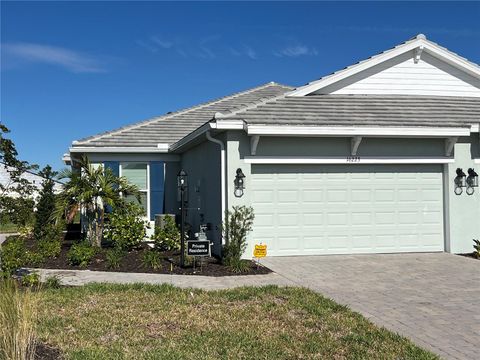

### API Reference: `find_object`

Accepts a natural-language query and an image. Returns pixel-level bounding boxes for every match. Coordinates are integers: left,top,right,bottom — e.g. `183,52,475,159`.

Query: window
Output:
120,163,149,217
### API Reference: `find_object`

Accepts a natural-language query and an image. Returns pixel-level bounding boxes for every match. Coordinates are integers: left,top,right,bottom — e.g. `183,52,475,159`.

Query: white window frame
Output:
119,162,150,220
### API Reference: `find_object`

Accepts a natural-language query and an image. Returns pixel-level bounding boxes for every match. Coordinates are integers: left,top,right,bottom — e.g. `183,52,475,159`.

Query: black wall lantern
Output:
177,169,188,190
234,168,245,197
454,168,466,195
466,168,478,195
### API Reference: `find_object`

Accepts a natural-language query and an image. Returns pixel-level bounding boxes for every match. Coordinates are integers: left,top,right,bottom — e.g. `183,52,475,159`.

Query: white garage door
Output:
251,164,444,256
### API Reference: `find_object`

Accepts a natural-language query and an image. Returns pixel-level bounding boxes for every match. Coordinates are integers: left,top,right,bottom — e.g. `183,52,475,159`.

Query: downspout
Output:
205,131,226,244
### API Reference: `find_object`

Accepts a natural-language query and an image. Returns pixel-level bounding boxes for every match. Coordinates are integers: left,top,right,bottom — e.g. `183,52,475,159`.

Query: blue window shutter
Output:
103,161,119,213
103,161,120,177
149,161,165,221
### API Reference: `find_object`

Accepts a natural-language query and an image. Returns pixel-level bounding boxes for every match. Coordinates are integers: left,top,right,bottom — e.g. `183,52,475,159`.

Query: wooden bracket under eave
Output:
250,135,260,156
351,136,363,156
445,137,458,157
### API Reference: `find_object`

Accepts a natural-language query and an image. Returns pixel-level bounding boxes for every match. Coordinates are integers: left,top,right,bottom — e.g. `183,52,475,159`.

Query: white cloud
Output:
136,40,158,53
275,43,318,58
229,45,257,60
151,36,173,49
3,42,106,73
244,45,257,60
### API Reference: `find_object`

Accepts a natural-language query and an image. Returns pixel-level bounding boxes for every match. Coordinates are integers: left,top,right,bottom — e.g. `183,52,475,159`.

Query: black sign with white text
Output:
187,240,210,256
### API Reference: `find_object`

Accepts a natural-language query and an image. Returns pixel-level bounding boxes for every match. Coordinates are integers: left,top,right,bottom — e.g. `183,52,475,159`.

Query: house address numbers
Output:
346,156,361,163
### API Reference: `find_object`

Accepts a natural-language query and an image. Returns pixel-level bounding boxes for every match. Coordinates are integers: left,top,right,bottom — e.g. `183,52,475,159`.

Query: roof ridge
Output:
214,82,296,120
74,81,293,145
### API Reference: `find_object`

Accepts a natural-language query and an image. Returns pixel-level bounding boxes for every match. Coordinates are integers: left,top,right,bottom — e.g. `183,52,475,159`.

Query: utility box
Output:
154,214,176,229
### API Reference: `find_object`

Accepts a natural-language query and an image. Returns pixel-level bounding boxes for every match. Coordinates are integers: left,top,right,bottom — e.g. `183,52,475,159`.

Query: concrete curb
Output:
28,268,296,290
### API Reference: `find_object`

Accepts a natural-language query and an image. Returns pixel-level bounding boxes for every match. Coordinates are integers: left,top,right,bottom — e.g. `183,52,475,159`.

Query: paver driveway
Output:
262,253,479,360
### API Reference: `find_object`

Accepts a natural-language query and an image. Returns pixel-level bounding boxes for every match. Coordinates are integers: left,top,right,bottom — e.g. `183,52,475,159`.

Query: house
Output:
0,163,64,201
64,34,480,258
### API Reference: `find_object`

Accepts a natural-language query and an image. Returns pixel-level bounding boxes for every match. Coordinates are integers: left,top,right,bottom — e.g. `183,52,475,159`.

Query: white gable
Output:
313,51,480,97
289,35,480,97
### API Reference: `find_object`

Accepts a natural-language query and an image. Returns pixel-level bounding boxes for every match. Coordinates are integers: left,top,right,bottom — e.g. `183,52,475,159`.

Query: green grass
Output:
35,284,438,360
0,222,18,233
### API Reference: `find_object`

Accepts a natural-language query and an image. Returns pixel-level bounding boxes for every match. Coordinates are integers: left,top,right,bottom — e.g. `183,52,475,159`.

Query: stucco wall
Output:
180,137,223,255
446,135,480,253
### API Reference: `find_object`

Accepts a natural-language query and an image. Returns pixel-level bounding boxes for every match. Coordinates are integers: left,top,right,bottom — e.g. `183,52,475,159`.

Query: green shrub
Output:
21,273,40,288
222,206,255,269
151,216,181,251
0,237,28,275
104,203,147,251
44,275,61,289
474,239,480,258
38,238,62,259
26,251,45,267
17,225,34,241
105,248,125,269
226,258,251,273
67,242,96,267
142,251,162,270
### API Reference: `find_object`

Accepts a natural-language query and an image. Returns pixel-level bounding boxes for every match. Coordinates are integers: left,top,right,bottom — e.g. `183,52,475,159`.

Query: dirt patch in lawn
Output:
34,341,64,360
24,238,271,277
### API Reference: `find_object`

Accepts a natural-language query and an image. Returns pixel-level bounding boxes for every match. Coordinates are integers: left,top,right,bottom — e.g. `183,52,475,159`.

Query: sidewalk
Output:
0,233,17,245
32,268,295,290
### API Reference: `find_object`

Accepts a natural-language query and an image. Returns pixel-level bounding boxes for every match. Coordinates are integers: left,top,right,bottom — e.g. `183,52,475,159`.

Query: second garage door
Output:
251,164,444,256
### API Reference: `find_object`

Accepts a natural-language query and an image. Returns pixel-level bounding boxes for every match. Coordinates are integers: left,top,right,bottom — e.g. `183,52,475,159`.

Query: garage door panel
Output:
251,164,444,256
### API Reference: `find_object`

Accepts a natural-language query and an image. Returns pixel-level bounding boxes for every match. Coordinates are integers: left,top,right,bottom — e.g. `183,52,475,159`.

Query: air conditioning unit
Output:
154,214,176,229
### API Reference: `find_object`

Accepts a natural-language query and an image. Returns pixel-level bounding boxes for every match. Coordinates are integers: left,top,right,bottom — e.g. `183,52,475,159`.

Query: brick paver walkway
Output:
262,253,480,360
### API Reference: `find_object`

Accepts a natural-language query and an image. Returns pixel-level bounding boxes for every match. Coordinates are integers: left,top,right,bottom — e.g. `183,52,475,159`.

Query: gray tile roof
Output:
73,82,293,148
224,95,480,128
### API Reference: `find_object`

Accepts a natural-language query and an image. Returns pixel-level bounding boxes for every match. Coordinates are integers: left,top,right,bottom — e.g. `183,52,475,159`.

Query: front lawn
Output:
35,284,438,359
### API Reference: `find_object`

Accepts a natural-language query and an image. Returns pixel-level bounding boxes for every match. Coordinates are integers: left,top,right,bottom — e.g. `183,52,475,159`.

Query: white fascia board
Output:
422,44,480,79
170,120,246,152
70,147,169,153
244,156,455,165
246,125,471,137
289,39,424,97
213,120,245,130
169,123,213,151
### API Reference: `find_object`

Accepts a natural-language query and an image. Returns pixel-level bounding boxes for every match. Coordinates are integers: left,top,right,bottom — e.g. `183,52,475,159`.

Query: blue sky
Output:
2,1,479,171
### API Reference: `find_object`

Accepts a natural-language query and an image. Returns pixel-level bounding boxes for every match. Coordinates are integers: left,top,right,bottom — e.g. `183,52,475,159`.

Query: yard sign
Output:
253,244,267,258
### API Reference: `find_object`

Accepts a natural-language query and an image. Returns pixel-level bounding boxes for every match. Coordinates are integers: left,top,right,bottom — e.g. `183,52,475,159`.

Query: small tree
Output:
55,156,140,248
34,165,58,240
222,206,255,269
0,122,37,227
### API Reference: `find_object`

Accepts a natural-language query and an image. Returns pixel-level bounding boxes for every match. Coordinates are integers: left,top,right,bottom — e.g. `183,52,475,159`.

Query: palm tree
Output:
55,156,139,247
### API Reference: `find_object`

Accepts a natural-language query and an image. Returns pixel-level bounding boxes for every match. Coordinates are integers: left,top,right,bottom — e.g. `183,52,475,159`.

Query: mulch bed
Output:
22,237,271,277
459,252,479,260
